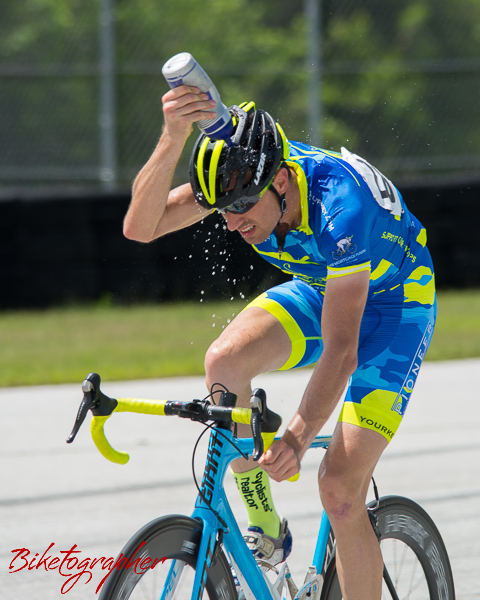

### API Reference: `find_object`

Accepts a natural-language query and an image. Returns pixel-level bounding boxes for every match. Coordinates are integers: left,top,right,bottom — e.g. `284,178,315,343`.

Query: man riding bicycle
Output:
124,85,436,600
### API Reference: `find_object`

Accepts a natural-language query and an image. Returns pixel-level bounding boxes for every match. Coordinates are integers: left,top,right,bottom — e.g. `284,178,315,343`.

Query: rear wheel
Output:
321,496,455,600
98,514,237,600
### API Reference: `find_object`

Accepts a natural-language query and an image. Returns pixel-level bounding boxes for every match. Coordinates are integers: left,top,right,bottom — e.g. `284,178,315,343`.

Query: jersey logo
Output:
331,236,357,260
254,153,266,185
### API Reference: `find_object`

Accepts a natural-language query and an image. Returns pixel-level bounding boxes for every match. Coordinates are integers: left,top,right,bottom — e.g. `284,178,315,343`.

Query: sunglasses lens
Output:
219,195,260,214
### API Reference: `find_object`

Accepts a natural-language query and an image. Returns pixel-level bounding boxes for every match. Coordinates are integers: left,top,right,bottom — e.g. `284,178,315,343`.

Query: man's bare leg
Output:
318,422,388,600
205,306,291,472
204,306,292,539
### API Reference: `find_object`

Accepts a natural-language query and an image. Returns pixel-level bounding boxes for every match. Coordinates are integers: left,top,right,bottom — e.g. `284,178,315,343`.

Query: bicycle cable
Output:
207,382,230,405
369,476,380,511
191,416,250,533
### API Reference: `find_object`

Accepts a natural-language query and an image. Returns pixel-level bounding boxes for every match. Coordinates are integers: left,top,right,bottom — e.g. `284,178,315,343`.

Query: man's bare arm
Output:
123,86,216,243
259,270,370,480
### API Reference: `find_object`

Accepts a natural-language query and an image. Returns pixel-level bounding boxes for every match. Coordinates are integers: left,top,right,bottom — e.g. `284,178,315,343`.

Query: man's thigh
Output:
243,278,325,370
206,305,292,380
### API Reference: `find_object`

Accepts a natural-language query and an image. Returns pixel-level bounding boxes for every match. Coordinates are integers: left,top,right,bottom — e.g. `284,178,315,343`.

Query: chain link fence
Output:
1,0,480,197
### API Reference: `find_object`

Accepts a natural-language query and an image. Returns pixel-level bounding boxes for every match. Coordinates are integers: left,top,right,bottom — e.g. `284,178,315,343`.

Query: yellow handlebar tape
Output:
91,415,129,465
231,407,252,425
90,399,299,482
90,398,168,465
115,398,167,415
262,431,300,482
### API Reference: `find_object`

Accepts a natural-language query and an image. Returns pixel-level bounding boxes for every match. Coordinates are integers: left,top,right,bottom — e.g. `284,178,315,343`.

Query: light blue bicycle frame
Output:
161,425,333,600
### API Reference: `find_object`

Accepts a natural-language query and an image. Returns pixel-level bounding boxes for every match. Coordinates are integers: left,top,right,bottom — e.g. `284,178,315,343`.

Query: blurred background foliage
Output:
1,0,480,195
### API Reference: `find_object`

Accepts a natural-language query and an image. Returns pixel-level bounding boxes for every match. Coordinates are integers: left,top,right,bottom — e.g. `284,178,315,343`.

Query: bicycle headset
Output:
189,101,290,215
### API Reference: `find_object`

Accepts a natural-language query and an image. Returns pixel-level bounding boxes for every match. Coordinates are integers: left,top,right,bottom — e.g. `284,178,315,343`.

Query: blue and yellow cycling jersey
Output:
253,141,433,299
246,142,436,442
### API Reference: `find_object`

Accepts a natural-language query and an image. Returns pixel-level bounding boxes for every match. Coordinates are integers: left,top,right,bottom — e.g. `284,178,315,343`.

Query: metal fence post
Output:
99,0,117,191
305,0,322,147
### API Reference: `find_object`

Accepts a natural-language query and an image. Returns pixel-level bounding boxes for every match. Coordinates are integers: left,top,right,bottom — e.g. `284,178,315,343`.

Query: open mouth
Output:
239,224,255,237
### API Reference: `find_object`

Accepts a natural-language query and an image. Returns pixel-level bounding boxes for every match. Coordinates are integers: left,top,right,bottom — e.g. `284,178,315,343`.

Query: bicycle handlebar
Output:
67,373,299,480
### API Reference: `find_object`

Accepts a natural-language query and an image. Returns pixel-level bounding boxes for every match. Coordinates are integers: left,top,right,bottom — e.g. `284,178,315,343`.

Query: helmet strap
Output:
274,222,289,257
270,184,287,214
269,184,288,256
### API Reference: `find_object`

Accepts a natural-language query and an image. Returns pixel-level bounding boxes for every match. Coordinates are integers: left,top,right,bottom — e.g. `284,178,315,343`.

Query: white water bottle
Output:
162,52,234,143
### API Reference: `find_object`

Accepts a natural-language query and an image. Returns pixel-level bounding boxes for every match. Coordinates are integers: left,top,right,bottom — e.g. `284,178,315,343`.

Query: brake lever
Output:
66,372,117,443
66,382,94,443
250,388,265,461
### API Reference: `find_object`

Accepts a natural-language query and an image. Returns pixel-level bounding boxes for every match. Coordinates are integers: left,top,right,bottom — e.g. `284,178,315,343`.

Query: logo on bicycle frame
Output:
331,235,357,260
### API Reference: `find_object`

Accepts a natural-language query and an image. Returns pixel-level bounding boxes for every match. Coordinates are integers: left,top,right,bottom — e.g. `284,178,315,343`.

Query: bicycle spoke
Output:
128,560,193,600
381,539,429,600
97,517,237,600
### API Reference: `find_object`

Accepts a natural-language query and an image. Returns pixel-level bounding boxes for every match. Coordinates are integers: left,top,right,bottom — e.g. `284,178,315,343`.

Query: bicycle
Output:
331,243,357,261
67,372,456,600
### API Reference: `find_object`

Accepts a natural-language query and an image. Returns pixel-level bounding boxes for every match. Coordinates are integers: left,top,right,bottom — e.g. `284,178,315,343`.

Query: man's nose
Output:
223,212,244,232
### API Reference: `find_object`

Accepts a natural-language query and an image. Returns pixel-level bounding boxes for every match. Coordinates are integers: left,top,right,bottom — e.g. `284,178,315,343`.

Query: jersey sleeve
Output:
316,174,375,281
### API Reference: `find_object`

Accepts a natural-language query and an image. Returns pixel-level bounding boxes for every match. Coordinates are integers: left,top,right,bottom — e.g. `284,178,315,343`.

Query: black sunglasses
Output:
217,194,261,215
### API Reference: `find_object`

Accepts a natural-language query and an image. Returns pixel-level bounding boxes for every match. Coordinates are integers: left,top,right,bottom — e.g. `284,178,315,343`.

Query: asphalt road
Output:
1,359,479,599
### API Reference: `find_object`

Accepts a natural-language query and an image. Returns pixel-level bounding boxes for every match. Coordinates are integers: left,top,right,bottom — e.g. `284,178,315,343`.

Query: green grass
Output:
0,300,246,387
1,290,479,387
427,289,480,361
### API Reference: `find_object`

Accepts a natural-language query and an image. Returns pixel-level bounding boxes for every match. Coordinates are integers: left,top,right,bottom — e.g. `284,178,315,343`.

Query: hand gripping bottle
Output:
162,52,234,144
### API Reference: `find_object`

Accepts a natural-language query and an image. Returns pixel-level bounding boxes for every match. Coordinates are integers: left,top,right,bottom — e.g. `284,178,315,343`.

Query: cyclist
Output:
335,236,353,254
124,86,436,600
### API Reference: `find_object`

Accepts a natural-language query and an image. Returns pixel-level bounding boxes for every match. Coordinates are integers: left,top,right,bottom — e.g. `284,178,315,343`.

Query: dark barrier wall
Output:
1,181,479,309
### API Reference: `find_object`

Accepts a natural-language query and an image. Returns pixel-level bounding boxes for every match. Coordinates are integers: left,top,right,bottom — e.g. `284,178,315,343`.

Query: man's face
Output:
220,190,280,245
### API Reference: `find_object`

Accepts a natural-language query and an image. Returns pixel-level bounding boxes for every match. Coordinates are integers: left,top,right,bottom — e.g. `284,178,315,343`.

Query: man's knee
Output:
318,465,363,523
204,338,234,375
204,333,255,384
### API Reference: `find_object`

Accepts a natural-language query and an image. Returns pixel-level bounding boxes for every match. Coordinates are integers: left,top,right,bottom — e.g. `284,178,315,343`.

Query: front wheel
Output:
321,496,455,600
98,514,237,600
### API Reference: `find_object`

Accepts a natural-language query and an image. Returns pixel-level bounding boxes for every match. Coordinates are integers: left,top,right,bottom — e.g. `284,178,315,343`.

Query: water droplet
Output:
227,319,231,324
240,293,245,299
201,290,205,295
200,299,203,302
250,265,254,270
212,314,216,317
212,323,216,327
189,255,192,259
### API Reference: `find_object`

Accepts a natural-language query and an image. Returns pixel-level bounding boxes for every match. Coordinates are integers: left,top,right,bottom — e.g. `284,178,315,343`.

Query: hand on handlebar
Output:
259,439,301,483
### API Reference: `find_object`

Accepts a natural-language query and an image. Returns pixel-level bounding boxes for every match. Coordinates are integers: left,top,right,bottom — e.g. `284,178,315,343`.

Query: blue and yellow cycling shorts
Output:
244,252,436,442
